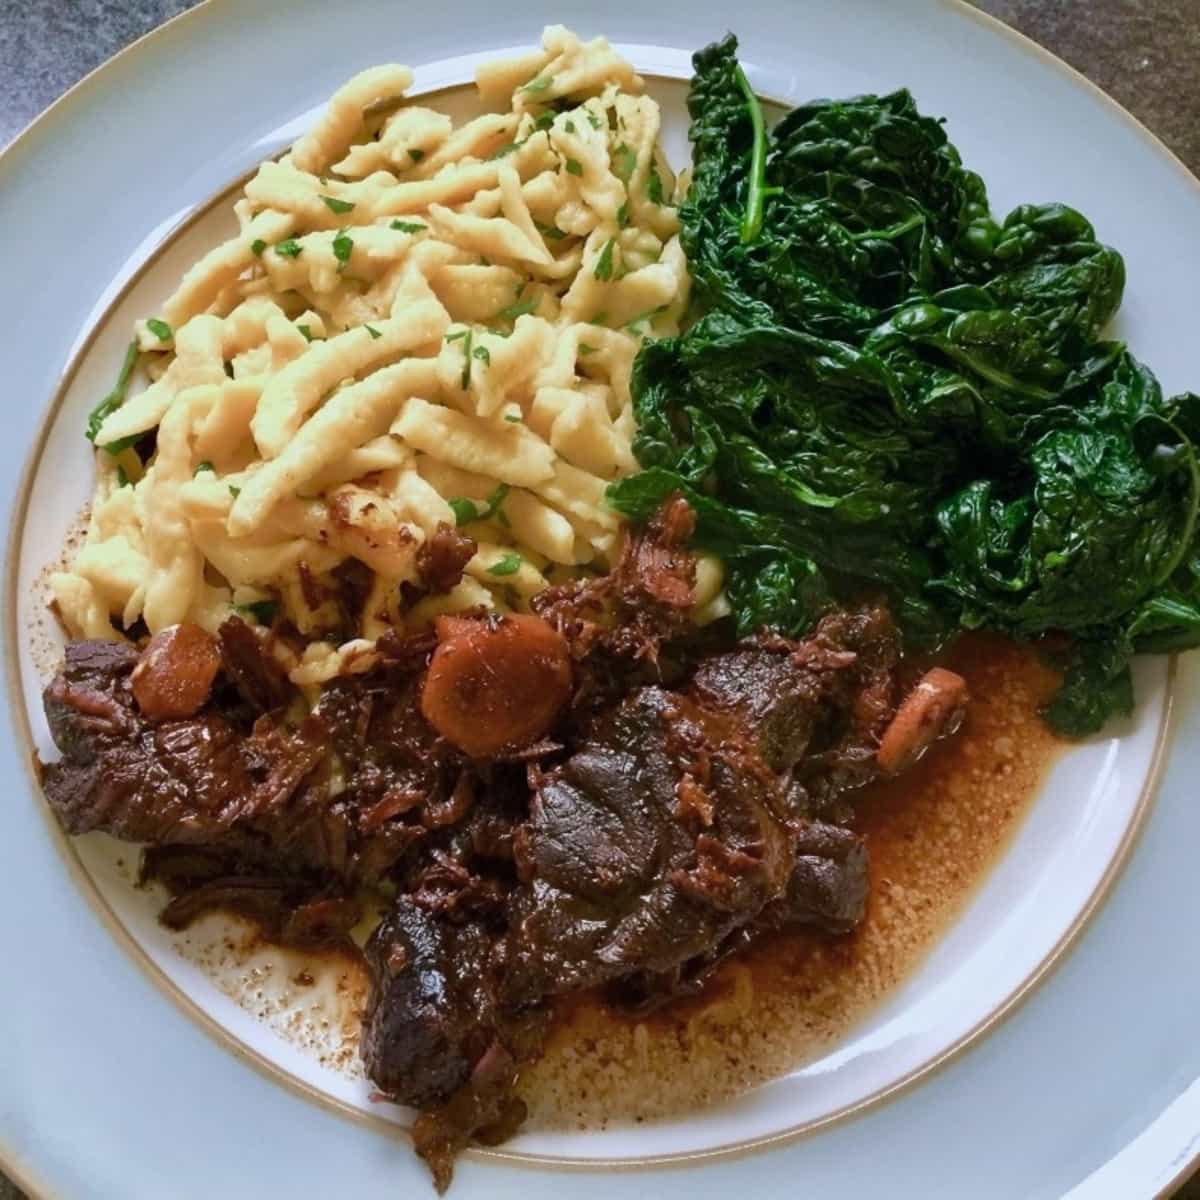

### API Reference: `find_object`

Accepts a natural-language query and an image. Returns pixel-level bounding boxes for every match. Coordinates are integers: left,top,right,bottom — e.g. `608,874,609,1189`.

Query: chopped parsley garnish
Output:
504,413,521,423
488,552,522,577
460,329,474,389
616,200,629,228
611,142,637,183
86,340,139,449
228,485,241,499
589,310,609,326
409,148,425,163
390,219,426,233
472,344,491,367
297,324,314,342
116,464,131,488
274,238,303,258
564,119,576,134
623,303,670,332
234,599,277,625
365,324,382,340
445,329,468,342
593,237,616,281
534,219,567,241
647,161,665,205
488,140,521,160
250,238,267,257
522,74,553,95
332,227,353,269
494,295,539,322
564,158,583,176
578,343,598,355
448,483,510,527
585,111,602,130
194,461,215,476
321,195,355,214
146,318,172,343
447,497,479,526
534,112,555,132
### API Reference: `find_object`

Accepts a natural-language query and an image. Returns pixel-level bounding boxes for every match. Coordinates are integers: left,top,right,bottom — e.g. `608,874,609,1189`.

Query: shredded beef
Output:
36,499,965,1193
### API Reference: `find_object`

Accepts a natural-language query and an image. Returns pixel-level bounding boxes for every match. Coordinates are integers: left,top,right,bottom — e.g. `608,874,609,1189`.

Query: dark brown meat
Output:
417,523,478,596
217,617,296,714
503,686,794,1005
39,636,446,887
771,821,868,934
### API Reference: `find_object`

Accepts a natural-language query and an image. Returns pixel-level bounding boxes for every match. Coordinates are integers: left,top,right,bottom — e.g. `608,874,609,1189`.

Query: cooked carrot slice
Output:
421,613,572,757
876,666,969,775
130,623,221,720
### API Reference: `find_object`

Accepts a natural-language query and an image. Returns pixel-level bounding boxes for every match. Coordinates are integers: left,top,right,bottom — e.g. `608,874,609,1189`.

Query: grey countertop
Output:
1,2,1197,1197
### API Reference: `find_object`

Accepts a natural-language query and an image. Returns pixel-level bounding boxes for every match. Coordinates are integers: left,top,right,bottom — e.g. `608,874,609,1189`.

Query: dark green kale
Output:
608,33,1200,735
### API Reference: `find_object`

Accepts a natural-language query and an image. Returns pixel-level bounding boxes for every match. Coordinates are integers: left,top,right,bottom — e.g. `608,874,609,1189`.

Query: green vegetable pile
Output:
608,34,1200,735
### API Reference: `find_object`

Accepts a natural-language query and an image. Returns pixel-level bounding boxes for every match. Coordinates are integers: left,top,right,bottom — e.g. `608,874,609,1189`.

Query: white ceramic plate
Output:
4,3,1200,1197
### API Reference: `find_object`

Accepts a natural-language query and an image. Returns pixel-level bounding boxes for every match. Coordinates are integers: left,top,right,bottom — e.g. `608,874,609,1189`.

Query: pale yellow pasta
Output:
391,396,555,487
291,64,415,176
250,301,448,458
231,356,440,534
53,27,693,655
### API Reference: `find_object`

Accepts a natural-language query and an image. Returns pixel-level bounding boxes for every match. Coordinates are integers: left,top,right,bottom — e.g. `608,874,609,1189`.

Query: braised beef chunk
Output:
363,900,502,1107
37,498,971,1193
417,524,478,596
772,822,868,934
505,686,793,1004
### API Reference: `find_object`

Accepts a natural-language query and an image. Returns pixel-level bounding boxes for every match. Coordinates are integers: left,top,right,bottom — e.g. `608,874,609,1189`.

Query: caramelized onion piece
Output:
876,667,969,774
130,623,221,720
421,614,572,758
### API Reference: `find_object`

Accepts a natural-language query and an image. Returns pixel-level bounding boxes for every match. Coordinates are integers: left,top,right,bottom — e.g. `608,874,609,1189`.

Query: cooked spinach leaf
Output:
608,33,1200,734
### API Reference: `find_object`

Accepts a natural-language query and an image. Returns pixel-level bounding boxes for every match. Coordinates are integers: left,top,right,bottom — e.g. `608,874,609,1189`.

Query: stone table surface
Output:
0,1,1197,1197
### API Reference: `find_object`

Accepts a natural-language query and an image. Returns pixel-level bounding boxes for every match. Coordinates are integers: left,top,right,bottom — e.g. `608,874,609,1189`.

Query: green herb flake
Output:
116,464,131,488
578,343,599,355
488,552,522,577
534,112,555,132
409,148,425,163
390,219,426,233
534,219,567,242
585,111,602,130
504,413,521,423
647,161,665,205
146,318,172,343
364,324,382,340
251,238,267,257
321,195,355,214
473,344,491,367
494,295,540,323
564,119,576,134
588,311,609,326
86,340,139,448
592,237,616,281
445,329,468,342
234,599,278,625
611,142,637,183
489,140,521,160
274,238,303,259
194,461,215,476
228,485,241,499
297,324,314,342
616,200,629,228
448,497,479,526
460,329,474,390
564,158,583,176
332,227,353,269
522,74,553,95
